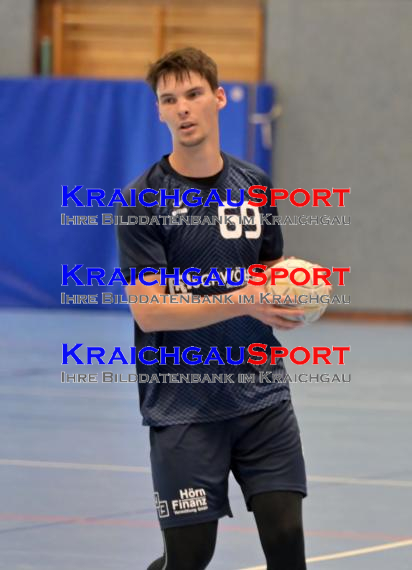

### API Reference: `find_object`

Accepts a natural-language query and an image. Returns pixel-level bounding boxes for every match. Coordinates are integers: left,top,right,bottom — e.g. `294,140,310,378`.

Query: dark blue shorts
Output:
149,400,307,529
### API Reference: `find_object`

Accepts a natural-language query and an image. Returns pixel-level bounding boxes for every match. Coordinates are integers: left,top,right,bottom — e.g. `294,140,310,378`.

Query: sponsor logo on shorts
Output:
171,488,208,516
153,488,208,519
154,492,169,518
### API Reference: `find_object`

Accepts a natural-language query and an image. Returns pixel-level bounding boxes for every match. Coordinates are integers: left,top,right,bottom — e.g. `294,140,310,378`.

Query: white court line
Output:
237,538,412,569
0,386,131,400
308,475,412,489
1,460,412,489
294,398,412,412
0,459,150,473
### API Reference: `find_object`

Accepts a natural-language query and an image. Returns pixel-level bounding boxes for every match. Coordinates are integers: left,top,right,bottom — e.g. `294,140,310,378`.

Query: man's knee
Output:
150,521,217,570
171,543,214,570
274,520,304,544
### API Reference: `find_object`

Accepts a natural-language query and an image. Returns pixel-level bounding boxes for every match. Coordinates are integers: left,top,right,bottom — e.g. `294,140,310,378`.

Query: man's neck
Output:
169,144,223,178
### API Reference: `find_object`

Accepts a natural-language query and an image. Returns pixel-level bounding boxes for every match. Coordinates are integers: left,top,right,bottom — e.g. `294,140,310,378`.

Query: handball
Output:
265,257,332,325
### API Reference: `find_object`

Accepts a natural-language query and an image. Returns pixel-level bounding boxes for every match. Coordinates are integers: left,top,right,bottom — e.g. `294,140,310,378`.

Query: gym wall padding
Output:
0,78,277,310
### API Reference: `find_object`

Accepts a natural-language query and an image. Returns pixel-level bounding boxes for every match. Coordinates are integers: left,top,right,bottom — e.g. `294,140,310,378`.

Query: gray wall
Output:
266,0,412,311
0,0,35,75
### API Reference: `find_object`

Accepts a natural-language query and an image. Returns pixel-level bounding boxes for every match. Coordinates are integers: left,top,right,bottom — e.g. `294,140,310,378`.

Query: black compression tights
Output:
147,491,306,570
146,520,217,570
251,491,306,570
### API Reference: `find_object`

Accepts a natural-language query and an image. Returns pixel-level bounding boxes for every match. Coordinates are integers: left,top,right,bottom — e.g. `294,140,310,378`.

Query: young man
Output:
117,47,307,570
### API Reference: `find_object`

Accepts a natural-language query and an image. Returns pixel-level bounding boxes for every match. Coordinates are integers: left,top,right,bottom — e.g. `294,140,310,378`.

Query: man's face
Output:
156,72,226,148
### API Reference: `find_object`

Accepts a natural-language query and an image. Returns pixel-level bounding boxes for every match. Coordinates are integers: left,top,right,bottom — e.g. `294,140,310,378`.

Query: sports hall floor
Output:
1,309,411,570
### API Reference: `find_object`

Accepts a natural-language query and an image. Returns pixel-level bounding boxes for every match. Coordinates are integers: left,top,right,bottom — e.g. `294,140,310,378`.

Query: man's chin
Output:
179,135,206,148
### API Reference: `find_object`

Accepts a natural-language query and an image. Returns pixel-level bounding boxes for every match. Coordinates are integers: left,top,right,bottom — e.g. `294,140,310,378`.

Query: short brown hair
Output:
146,47,219,94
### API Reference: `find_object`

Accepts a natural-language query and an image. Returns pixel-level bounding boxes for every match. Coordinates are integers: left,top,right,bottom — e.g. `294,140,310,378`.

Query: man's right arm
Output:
126,274,305,333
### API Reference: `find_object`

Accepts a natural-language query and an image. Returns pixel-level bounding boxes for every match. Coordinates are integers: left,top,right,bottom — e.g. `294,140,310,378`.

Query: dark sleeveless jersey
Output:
116,152,290,426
